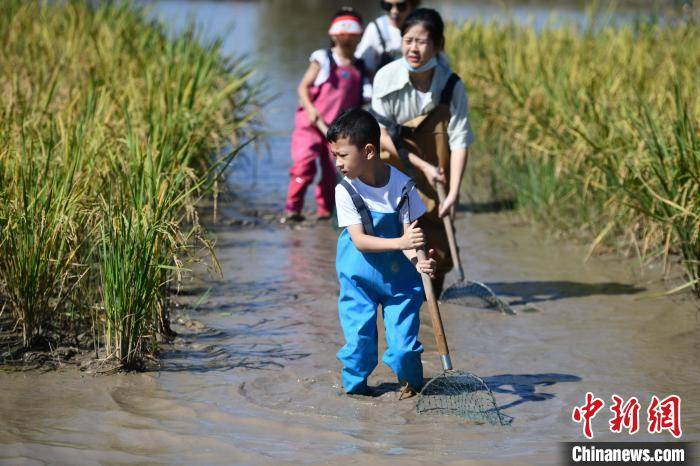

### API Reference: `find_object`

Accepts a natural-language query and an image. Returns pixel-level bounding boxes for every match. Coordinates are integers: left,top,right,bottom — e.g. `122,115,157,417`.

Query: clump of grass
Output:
0,1,259,366
0,124,84,348
100,205,162,368
603,86,699,293
447,11,700,295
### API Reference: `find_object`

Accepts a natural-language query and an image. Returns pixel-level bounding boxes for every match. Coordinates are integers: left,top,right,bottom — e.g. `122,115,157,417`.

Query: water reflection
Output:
256,0,382,75
147,0,677,134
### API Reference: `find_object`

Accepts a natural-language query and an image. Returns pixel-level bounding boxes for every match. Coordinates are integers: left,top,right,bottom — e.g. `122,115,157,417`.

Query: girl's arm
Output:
346,220,424,253
297,61,327,134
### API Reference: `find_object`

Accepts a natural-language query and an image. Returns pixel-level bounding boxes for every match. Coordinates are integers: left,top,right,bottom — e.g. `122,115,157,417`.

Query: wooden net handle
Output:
416,248,450,366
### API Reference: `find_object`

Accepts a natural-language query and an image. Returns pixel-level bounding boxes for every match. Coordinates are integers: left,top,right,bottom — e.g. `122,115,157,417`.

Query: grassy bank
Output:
447,13,699,296
0,1,257,368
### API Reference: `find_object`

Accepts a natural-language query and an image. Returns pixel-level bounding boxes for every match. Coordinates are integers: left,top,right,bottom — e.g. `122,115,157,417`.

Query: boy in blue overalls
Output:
327,108,436,398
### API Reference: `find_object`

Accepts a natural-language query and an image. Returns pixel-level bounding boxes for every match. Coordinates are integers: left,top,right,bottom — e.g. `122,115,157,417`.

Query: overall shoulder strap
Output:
340,179,375,236
440,73,461,106
354,57,366,77
326,48,337,74
369,108,394,130
368,109,417,179
396,178,417,223
374,20,386,52
354,58,366,103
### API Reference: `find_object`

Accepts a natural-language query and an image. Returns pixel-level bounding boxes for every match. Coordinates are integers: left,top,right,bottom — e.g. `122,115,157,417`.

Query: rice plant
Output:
610,86,700,293
447,10,700,295
0,0,259,366
0,124,83,348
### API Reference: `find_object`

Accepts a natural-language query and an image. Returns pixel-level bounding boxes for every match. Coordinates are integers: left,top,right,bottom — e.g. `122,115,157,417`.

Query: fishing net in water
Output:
416,370,513,426
440,280,516,315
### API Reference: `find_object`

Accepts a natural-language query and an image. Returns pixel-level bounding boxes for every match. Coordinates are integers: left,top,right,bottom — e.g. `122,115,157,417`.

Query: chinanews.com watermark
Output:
562,392,695,465
563,442,693,465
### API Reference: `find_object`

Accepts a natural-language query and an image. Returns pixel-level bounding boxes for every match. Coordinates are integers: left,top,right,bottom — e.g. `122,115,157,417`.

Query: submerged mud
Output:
1,177,698,464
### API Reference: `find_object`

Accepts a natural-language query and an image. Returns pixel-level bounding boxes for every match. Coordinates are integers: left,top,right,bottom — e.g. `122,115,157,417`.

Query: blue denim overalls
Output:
336,179,424,394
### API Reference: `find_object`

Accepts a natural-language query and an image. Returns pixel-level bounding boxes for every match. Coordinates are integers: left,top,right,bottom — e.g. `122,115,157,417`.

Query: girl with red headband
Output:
282,7,370,224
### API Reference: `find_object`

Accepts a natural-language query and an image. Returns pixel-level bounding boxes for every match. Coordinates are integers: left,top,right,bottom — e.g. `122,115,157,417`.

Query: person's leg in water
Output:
337,278,380,395
315,141,336,220
283,126,324,223
381,273,424,398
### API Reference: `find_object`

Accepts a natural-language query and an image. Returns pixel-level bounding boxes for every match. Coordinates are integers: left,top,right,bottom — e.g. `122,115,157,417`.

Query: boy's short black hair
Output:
326,108,380,152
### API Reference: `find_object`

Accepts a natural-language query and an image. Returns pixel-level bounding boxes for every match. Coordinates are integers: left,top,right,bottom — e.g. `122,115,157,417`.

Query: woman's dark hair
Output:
400,8,444,50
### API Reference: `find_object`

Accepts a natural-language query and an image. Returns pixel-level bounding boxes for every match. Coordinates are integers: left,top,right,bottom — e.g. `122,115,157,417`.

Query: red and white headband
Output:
328,16,363,35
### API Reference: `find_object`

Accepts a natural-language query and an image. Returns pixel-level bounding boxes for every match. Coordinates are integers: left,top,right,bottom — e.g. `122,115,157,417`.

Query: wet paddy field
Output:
1,1,698,464
2,173,697,464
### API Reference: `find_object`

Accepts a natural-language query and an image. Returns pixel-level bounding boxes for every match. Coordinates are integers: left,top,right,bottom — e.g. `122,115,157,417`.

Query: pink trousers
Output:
284,124,336,216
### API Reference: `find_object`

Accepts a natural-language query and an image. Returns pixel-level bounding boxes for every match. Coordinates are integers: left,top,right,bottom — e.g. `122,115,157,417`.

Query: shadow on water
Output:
483,373,582,411
364,381,404,397
365,373,581,399
487,281,645,305
457,199,517,214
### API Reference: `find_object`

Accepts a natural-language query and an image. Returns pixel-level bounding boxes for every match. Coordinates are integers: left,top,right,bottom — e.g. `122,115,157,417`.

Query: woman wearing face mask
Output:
371,8,474,297
355,0,421,77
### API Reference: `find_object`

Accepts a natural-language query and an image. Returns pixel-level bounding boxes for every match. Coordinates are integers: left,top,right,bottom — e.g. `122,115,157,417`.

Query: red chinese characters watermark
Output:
609,394,640,434
647,395,682,438
572,392,605,439
572,393,682,439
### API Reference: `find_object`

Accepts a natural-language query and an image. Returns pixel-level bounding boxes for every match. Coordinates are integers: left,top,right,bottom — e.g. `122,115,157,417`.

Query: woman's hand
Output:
420,162,446,188
399,220,425,250
414,249,437,278
438,188,458,218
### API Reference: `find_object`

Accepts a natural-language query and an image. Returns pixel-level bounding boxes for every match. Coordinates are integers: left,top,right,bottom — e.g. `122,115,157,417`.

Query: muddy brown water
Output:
1,1,698,465
2,201,698,464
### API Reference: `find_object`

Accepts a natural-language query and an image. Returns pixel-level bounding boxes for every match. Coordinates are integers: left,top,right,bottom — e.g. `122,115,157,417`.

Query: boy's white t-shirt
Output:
309,49,372,101
335,165,426,228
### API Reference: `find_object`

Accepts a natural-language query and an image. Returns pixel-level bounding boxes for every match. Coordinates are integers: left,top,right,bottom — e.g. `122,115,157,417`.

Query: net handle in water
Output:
416,247,452,371
436,182,465,282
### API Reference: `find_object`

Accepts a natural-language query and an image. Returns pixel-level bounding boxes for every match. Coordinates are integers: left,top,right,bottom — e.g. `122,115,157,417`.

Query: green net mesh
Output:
440,280,516,315
416,370,513,426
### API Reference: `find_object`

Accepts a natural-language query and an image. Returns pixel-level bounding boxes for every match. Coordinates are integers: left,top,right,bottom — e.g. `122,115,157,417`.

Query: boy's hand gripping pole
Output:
416,247,452,371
